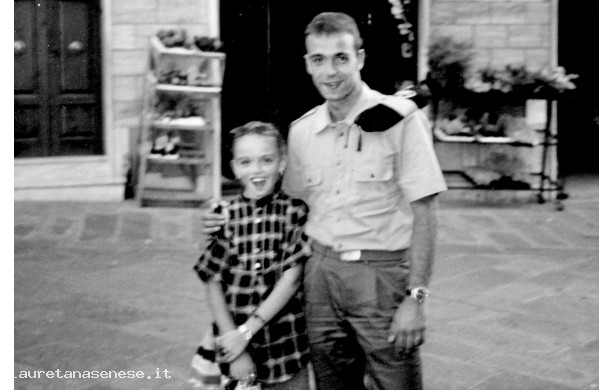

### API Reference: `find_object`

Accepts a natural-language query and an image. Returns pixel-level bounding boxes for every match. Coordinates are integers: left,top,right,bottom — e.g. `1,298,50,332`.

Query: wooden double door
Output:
14,0,103,158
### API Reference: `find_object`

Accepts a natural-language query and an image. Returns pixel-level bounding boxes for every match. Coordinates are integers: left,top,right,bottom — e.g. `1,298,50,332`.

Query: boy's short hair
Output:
305,12,363,51
230,121,287,157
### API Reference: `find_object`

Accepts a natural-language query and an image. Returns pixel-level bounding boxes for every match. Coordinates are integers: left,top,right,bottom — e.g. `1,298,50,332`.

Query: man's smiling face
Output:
304,32,365,103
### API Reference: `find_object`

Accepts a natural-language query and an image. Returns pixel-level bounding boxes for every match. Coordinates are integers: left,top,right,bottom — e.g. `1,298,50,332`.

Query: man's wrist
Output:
406,286,429,303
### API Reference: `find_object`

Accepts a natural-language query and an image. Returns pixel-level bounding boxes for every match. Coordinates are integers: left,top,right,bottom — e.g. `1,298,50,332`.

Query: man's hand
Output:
215,329,249,363
202,210,225,235
228,352,256,381
387,298,426,355
201,199,227,235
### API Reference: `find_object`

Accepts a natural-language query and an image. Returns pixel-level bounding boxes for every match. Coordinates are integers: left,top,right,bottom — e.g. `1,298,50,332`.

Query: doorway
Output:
219,0,419,178
557,1,598,174
14,0,103,158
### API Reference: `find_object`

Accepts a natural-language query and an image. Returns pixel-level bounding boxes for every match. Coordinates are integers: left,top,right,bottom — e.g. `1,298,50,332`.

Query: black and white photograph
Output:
13,0,599,389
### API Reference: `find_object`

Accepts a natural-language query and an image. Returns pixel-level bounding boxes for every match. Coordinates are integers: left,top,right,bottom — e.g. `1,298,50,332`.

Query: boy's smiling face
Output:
231,134,286,200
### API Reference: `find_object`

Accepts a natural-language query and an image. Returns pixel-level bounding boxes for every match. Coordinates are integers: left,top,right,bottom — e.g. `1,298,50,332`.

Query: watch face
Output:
409,287,429,302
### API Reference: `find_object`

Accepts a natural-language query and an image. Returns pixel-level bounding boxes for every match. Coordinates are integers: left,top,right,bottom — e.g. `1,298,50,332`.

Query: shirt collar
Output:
240,187,281,208
313,83,382,133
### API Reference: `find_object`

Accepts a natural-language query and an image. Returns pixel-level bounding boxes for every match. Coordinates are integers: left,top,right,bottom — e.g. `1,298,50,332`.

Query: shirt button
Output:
339,132,344,137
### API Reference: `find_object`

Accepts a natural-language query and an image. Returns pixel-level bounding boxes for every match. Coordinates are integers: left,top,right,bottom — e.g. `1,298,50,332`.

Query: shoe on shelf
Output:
150,134,169,158
163,133,181,159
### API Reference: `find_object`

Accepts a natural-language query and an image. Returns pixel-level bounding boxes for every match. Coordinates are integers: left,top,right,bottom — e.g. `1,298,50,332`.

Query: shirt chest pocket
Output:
303,168,322,188
354,157,394,182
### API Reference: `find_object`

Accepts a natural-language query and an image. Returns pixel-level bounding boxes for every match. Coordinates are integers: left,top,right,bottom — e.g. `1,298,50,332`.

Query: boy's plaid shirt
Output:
194,190,311,384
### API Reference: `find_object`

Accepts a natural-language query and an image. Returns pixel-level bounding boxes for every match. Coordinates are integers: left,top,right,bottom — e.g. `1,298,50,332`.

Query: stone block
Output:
113,76,144,102
474,26,507,48
526,2,552,24
81,214,119,241
421,354,497,390
489,48,526,67
455,2,491,24
112,50,148,75
508,25,550,48
112,0,159,24
432,25,474,42
157,0,209,24
431,2,457,24
112,25,138,50
490,3,528,24
119,212,153,242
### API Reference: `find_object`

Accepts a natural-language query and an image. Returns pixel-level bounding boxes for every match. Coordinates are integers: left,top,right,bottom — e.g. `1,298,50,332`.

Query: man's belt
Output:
311,240,407,262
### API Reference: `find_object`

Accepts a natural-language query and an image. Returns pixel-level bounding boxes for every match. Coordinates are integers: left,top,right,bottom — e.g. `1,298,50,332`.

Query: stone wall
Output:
430,0,554,71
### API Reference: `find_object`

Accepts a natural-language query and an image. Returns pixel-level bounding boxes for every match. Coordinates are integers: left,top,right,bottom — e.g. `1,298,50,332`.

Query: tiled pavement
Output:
13,175,599,389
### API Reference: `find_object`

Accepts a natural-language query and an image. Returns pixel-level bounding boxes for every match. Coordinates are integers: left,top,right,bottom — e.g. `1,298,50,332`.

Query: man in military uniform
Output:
205,12,446,390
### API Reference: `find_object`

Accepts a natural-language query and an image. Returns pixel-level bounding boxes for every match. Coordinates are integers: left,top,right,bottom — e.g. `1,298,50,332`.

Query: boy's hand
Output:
216,329,249,363
228,352,256,381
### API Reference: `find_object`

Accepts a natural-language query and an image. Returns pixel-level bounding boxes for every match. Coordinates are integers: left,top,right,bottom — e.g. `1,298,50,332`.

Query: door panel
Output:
59,1,91,91
14,0,48,157
14,0,102,158
14,1,38,92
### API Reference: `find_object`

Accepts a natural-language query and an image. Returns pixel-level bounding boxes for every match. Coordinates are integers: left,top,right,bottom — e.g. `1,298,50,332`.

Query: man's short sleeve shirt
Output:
282,83,447,251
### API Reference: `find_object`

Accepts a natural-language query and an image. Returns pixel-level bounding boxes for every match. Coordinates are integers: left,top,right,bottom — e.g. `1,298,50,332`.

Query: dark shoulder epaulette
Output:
354,97,418,133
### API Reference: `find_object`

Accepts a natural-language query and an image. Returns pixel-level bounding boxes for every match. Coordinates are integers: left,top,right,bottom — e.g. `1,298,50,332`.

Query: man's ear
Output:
357,49,366,71
304,56,313,75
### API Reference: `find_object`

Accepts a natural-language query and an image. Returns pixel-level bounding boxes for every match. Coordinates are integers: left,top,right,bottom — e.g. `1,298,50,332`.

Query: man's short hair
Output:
305,12,363,51
230,121,287,157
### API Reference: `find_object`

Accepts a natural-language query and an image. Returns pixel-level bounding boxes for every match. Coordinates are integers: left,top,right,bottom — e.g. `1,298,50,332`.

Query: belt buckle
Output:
340,250,361,261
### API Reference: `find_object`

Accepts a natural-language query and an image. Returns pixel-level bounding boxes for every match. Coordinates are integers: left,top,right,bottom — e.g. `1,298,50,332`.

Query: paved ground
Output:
14,175,599,389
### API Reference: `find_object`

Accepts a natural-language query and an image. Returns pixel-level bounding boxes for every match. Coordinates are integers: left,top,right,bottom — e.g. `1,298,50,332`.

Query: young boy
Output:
194,121,311,390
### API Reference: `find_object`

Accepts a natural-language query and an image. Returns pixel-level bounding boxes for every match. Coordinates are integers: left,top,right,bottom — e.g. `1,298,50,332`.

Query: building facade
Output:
14,0,565,201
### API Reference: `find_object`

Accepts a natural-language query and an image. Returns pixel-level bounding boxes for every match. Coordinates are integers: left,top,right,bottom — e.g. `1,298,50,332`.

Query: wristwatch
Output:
238,324,253,341
406,287,429,303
